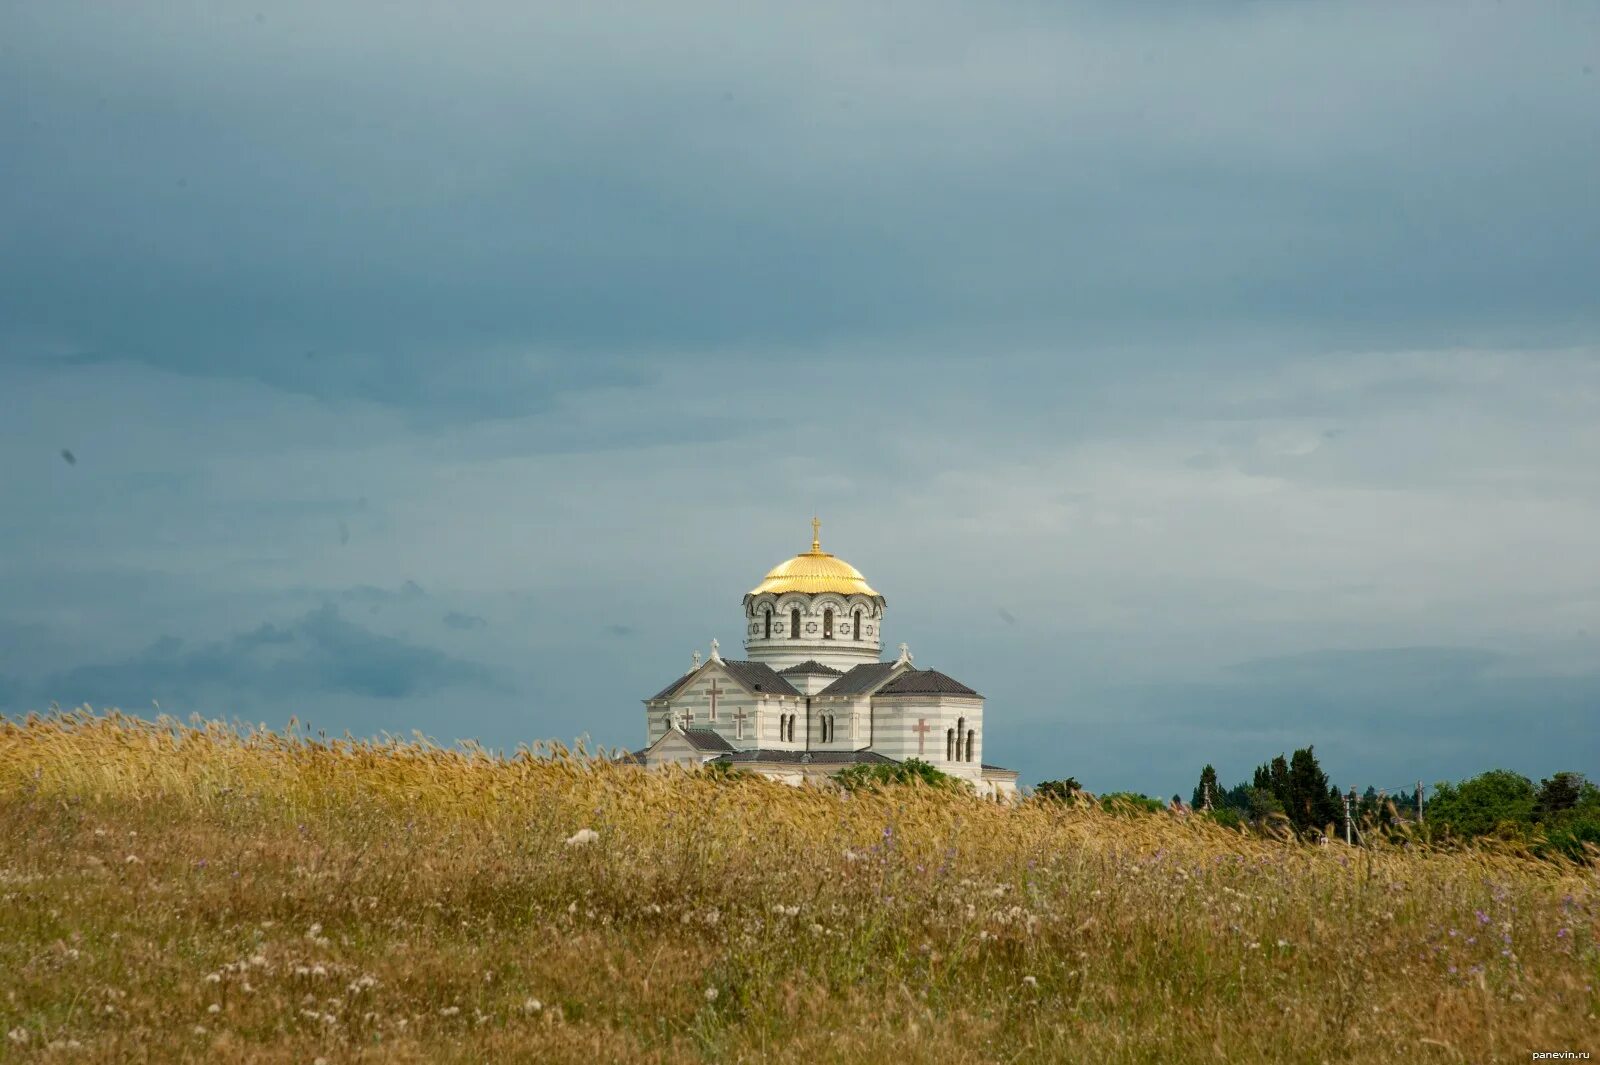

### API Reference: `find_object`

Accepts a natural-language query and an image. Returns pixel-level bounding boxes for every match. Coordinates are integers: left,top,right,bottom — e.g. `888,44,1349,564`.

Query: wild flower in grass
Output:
1022,975,1038,989
192,1025,207,1036
205,972,222,984
522,998,542,1014
1476,909,1491,925
565,828,599,846
705,987,719,1003
1557,927,1570,939
7,1028,28,1046
440,1006,461,1017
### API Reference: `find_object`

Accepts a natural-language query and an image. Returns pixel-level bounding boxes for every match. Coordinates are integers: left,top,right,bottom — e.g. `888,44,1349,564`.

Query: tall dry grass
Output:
1,709,1595,1063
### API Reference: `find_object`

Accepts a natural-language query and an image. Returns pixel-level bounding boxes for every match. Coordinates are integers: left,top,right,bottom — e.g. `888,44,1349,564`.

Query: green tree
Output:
1192,764,1220,810
1534,772,1587,820
833,758,958,792
1425,770,1536,838
1282,746,1339,833
1253,755,1291,807
1034,778,1083,802
1098,792,1166,815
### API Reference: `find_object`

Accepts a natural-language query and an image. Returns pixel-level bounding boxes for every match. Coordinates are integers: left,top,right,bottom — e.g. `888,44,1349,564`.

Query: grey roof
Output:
980,763,1017,775
721,660,801,696
876,668,981,697
716,748,899,766
647,659,801,702
778,660,844,676
680,728,736,753
648,671,695,701
817,661,903,696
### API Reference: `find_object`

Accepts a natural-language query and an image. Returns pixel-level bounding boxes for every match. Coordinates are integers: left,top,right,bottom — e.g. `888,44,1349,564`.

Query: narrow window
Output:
764,608,772,639
791,608,801,640
946,729,955,762
823,609,833,639
789,714,796,742
955,717,965,761
853,610,861,640
966,729,976,763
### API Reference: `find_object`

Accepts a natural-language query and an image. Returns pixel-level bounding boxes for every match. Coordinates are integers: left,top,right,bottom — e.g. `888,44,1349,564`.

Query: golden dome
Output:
749,519,880,598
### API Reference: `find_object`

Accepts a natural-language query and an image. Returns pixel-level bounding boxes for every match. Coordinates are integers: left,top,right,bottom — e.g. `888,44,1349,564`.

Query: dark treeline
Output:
1183,748,1599,863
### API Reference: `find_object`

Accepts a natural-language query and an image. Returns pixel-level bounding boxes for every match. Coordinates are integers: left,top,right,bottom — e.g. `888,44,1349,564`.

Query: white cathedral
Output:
631,521,1018,800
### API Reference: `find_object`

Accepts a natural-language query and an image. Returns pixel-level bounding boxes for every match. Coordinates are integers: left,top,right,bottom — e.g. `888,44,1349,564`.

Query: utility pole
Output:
1202,781,1212,812
1343,788,1352,845
1416,780,1424,824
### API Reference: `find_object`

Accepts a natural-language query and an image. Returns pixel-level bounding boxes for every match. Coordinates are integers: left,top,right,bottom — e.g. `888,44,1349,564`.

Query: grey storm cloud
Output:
5,2,1599,410
2,3,1598,789
36,605,500,709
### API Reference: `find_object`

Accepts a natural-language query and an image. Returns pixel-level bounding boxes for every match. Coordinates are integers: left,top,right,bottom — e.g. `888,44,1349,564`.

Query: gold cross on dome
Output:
811,516,821,552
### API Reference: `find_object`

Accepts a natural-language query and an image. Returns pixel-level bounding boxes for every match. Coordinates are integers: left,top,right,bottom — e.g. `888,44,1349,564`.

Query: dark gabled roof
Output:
647,659,800,702
720,660,801,696
648,671,695,701
876,668,981,697
817,661,903,696
716,748,899,766
680,729,735,753
778,660,844,676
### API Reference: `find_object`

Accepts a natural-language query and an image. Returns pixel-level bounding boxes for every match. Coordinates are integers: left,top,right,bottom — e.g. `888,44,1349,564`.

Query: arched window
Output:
764,608,772,639
662,714,672,732
789,714,797,742
955,718,965,761
966,730,976,763
790,608,801,640
823,609,833,639
853,610,861,640
946,729,955,762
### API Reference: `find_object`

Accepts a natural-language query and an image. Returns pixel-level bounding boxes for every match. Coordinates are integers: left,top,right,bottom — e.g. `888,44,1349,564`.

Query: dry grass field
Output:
2,711,1595,1063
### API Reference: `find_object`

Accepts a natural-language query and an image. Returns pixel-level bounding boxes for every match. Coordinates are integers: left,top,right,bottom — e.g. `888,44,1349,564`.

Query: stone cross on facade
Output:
706,679,723,721
912,717,931,756
732,706,748,739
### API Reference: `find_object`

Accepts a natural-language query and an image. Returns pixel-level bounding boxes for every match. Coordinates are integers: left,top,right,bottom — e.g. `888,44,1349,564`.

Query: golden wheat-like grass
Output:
1,709,1595,1063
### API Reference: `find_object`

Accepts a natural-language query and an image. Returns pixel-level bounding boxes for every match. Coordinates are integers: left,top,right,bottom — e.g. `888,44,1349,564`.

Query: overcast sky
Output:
3,2,1597,794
